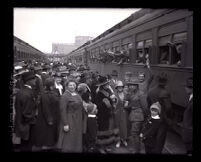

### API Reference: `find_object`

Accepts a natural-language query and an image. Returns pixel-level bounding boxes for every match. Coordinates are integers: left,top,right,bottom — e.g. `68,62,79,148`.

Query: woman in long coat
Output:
113,81,128,148
31,78,60,150
57,80,83,152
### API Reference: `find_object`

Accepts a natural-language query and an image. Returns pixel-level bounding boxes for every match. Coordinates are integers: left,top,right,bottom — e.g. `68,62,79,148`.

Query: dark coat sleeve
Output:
182,100,193,143
142,119,161,139
41,93,54,124
22,93,36,123
60,93,69,126
146,68,154,90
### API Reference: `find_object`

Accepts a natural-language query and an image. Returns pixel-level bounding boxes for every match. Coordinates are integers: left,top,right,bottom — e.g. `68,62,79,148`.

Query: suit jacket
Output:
14,86,37,140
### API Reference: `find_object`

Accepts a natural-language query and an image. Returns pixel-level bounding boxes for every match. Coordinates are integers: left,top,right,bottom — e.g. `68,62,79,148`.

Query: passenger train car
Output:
14,36,47,63
64,9,193,134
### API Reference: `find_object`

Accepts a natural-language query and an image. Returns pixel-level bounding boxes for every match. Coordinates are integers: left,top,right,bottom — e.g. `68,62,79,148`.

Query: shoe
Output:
105,148,112,153
99,148,106,154
123,141,128,147
116,141,121,148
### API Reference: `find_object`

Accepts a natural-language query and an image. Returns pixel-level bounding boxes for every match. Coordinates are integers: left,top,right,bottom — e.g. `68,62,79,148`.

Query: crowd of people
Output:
12,60,193,155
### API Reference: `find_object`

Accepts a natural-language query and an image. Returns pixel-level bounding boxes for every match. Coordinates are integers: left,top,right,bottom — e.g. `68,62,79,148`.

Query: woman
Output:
31,77,60,151
95,76,119,153
113,81,128,148
57,80,83,152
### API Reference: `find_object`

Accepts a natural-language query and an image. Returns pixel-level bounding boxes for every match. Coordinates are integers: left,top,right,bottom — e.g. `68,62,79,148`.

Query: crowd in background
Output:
12,60,193,155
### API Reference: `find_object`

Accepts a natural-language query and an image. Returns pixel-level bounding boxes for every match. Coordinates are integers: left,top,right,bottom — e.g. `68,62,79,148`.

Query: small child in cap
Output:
139,101,162,154
78,83,98,152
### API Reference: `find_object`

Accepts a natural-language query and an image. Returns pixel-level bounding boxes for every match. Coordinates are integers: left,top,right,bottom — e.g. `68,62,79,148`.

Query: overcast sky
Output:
14,8,140,53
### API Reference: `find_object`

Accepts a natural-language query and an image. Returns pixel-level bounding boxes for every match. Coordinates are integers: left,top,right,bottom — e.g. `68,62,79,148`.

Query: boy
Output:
140,102,162,154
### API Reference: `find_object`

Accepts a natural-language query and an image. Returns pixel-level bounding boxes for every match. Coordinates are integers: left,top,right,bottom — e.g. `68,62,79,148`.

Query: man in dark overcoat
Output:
14,72,37,151
182,77,193,156
147,72,172,153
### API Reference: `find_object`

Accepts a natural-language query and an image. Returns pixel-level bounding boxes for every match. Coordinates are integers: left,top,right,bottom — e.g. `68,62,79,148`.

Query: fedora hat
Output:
21,71,36,83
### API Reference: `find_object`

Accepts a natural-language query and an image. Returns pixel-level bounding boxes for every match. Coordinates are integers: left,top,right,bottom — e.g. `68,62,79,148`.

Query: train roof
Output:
14,35,45,55
69,9,171,53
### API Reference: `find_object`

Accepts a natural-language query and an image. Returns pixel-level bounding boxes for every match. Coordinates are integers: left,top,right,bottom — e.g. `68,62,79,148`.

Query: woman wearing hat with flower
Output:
95,76,118,153
140,102,162,154
113,80,128,148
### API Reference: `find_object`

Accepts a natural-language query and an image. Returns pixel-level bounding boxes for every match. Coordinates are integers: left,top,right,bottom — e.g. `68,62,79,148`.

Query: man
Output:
41,65,51,84
182,77,193,156
147,72,172,153
110,70,119,91
14,72,37,151
138,67,154,117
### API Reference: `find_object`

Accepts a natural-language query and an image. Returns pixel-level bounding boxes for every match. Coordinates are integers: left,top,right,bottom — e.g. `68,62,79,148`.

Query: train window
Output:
159,46,170,64
136,41,145,64
158,36,171,64
170,32,187,66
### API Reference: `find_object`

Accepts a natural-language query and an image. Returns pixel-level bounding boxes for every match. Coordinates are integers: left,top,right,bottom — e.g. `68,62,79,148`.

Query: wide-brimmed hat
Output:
21,71,36,83
14,65,23,70
115,80,124,88
14,69,29,77
150,102,161,114
96,76,110,86
183,77,193,88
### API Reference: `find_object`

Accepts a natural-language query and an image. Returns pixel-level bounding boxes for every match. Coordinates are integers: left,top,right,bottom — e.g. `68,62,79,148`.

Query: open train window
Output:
158,35,171,64
158,33,187,66
159,46,170,64
136,41,145,64
170,32,187,66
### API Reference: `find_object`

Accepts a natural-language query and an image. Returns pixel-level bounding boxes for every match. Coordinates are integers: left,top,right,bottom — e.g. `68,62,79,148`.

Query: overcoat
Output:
141,116,162,153
96,89,113,131
14,86,37,141
57,90,83,152
113,92,128,139
31,91,60,147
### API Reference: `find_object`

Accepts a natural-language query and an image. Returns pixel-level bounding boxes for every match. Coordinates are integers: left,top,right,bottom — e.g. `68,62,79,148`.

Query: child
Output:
77,83,98,152
139,101,162,154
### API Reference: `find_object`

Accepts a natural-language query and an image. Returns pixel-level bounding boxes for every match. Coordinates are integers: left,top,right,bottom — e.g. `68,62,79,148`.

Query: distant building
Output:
52,43,77,54
75,36,93,46
52,36,93,55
